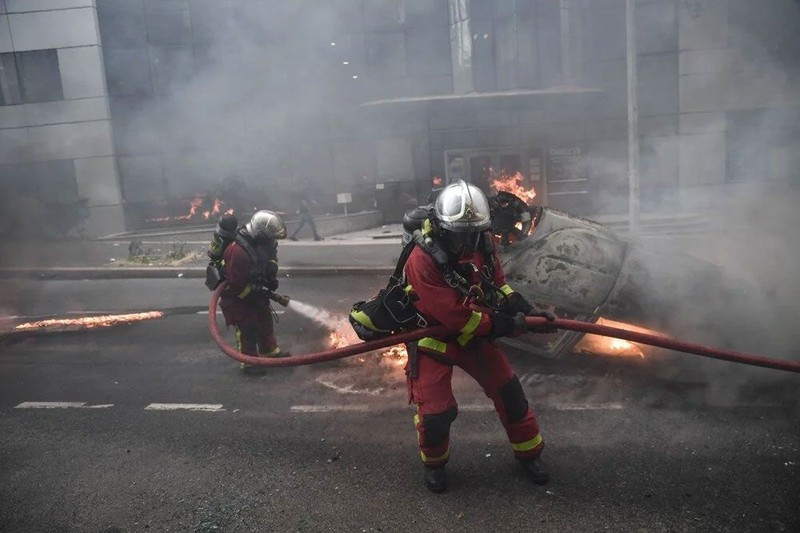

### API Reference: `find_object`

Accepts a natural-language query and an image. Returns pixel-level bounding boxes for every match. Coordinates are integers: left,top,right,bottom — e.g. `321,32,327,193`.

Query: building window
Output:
0,49,63,105
0,160,78,203
0,53,23,106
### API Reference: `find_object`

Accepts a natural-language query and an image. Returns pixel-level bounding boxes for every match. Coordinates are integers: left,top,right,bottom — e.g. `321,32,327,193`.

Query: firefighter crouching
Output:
403,180,556,493
220,210,291,373
488,190,533,245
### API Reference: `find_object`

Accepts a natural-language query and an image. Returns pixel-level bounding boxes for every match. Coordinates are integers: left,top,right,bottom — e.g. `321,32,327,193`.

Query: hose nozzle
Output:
270,293,290,307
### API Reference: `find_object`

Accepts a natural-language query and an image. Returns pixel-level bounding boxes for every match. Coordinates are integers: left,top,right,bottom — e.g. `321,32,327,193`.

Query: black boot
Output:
520,457,549,485
424,465,447,493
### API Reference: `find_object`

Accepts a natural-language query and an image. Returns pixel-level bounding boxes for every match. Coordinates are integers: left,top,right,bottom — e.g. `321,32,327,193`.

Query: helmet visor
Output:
444,231,481,256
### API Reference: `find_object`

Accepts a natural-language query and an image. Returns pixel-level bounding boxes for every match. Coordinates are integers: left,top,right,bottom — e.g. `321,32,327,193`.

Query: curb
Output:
0,266,394,280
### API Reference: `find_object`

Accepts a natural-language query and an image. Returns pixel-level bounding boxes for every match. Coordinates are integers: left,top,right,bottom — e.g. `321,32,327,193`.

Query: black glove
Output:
501,292,533,316
527,310,558,334
489,311,527,338
266,278,279,292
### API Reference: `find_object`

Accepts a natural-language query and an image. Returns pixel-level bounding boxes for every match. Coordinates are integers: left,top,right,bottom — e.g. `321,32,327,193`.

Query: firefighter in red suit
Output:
220,210,290,373
403,180,556,493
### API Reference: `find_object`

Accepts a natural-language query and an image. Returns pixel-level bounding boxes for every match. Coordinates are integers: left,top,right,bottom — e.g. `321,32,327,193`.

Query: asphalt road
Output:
1,278,798,532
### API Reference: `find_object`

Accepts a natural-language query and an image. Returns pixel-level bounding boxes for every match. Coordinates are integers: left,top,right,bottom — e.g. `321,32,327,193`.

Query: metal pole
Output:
560,0,573,84
626,0,640,236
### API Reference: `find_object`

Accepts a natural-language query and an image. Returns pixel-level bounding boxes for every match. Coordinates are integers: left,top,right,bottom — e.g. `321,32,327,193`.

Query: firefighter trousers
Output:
234,305,279,356
405,340,543,467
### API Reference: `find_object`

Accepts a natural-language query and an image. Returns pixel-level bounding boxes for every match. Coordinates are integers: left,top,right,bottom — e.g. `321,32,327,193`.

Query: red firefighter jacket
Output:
404,241,513,348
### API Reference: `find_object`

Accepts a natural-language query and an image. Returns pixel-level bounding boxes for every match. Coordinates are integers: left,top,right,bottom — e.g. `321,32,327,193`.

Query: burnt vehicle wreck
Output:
499,207,764,360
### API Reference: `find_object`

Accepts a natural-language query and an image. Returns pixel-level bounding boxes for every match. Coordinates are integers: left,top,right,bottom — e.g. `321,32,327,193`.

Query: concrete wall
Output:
284,210,383,239
0,0,125,237
678,0,800,188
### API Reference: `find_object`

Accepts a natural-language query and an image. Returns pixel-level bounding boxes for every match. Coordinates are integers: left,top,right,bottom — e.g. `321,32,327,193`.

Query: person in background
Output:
426,175,445,205
288,189,323,241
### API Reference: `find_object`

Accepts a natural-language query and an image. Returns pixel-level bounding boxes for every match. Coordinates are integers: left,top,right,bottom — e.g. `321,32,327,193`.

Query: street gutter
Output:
0,266,395,280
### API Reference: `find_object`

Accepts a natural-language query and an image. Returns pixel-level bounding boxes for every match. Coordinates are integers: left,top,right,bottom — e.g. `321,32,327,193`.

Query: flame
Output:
328,330,351,349
380,344,408,367
574,317,664,359
15,311,165,331
490,170,537,204
148,196,233,223
326,323,408,367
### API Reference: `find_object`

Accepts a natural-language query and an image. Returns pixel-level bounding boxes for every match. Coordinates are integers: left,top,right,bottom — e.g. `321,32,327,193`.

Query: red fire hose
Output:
209,285,800,374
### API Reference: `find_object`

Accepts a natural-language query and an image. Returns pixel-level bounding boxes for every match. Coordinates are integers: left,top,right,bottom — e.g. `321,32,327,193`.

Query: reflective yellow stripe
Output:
422,219,432,235
351,310,389,332
460,311,482,334
235,328,242,351
413,413,420,427
237,285,252,299
456,311,483,346
403,284,413,294
457,332,473,346
420,447,450,463
511,433,543,453
419,337,447,353
261,346,280,357
499,284,514,296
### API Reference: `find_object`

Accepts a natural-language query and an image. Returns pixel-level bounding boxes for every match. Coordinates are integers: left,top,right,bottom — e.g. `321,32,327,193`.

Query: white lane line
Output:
15,402,113,409
459,404,494,412
286,402,627,414
145,403,225,412
290,405,370,413
550,403,624,411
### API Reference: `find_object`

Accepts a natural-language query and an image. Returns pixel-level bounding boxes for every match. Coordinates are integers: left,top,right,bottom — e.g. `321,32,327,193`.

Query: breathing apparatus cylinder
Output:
207,213,239,262
402,207,430,246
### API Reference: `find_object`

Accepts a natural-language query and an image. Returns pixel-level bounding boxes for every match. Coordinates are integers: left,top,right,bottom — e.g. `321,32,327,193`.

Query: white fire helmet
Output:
245,210,287,241
434,180,492,233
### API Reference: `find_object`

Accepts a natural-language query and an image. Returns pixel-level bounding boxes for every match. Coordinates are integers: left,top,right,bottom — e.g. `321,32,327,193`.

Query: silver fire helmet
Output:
245,210,287,240
433,180,492,233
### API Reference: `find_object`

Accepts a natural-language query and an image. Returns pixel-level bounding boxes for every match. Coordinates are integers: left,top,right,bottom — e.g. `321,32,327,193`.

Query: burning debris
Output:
288,300,408,368
490,170,537,204
147,196,234,223
13,311,166,333
573,318,663,359
328,318,408,367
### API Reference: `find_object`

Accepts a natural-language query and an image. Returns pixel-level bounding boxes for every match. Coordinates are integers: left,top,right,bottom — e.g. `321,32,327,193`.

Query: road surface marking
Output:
418,403,625,412
550,402,624,411
287,402,627,414
145,403,225,412
315,377,384,396
290,405,370,413
459,404,494,412
15,402,113,409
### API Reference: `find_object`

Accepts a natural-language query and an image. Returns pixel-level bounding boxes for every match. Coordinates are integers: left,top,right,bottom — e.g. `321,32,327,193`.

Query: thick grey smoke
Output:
112,1,362,211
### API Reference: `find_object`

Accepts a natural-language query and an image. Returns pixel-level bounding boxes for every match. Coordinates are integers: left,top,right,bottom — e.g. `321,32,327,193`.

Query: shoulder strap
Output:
411,230,474,297
391,239,417,283
479,231,495,277
234,233,258,264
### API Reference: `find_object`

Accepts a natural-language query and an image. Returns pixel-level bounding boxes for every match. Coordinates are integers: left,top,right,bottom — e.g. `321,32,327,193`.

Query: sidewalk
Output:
0,224,406,279
0,212,710,279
